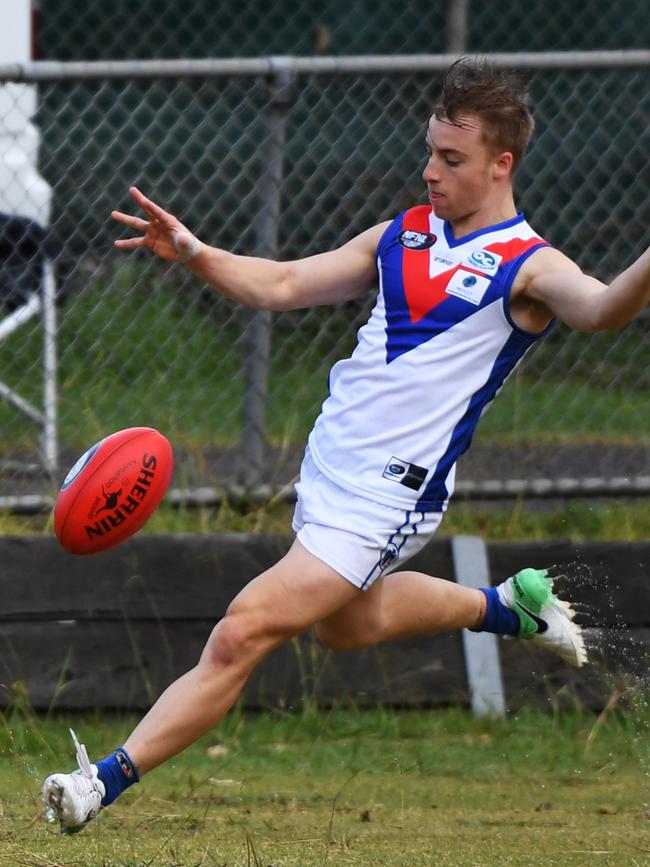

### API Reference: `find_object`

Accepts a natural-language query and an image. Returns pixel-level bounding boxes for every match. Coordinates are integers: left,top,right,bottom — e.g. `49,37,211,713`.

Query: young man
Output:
43,59,649,833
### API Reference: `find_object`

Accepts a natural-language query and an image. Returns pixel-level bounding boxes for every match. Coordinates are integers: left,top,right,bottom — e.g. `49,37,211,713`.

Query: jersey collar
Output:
443,212,525,248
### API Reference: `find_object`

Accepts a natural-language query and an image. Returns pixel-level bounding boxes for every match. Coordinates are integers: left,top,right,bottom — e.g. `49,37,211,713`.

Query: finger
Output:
114,236,148,250
129,186,172,222
111,211,149,231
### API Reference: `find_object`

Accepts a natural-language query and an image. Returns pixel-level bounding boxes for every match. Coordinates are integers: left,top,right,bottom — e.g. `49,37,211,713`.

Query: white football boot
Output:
42,729,105,834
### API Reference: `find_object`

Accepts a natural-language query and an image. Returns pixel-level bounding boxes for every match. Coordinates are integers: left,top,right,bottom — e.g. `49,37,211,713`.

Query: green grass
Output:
3,499,650,541
1,263,648,455
475,372,649,443
2,703,650,865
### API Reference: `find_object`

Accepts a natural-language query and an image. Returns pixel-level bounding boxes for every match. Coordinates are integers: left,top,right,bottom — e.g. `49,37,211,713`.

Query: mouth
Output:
428,191,444,204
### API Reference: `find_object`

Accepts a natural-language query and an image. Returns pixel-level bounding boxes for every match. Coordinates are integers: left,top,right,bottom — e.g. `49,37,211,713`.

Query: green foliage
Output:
0,265,245,452
3,499,650,542
1,263,647,460
439,499,650,542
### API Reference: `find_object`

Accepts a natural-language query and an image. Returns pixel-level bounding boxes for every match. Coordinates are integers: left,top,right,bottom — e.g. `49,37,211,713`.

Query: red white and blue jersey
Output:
307,206,553,512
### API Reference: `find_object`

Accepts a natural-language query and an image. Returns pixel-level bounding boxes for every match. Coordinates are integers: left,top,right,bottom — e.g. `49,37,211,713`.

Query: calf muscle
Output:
123,541,358,774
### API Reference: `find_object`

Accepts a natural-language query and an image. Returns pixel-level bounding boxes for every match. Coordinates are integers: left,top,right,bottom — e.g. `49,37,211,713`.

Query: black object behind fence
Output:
1,534,648,712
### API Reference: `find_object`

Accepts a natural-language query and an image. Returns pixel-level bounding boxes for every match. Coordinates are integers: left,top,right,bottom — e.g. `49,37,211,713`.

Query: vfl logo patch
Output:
398,229,436,250
382,456,428,491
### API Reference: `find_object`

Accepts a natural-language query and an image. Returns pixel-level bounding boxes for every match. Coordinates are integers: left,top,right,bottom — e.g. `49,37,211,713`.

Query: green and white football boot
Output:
498,567,588,667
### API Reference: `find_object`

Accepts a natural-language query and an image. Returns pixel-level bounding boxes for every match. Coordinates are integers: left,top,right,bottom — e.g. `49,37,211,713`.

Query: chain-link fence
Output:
0,52,649,507
37,0,650,59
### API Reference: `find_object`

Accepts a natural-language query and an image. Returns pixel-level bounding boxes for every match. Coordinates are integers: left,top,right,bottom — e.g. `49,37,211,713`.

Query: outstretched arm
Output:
112,186,387,311
522,245,650,332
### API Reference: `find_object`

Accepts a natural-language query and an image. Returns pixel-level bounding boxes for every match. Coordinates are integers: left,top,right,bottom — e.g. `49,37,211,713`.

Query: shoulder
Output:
520,245,581,281
347,220,392,250
512,245,581,299
344,219,394,263
508,245,583,332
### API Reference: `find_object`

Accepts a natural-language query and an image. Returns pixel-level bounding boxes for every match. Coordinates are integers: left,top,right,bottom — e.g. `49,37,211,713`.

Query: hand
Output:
112,186,201,262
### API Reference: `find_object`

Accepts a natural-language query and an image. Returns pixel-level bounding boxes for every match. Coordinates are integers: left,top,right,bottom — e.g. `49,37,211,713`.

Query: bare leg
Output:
124,540,359,775
316,569,486,651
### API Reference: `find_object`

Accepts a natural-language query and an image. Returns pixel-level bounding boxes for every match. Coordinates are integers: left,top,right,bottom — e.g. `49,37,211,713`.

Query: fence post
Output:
451,535,506,717
239,60,294,488
42,257,57,474
446,0,470,54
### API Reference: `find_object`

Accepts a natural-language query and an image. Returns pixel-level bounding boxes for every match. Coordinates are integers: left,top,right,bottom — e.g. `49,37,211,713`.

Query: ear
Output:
493,151,514,180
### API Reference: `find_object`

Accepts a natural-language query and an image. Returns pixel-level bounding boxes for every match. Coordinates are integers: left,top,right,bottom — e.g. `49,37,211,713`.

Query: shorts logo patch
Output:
398,229,436,250
382,456,428,491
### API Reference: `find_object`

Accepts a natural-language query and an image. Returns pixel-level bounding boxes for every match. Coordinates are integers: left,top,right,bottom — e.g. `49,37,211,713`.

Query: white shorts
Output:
292,448,443,590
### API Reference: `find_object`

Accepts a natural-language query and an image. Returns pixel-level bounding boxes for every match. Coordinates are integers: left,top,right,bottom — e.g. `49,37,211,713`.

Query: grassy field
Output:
1,703,650,866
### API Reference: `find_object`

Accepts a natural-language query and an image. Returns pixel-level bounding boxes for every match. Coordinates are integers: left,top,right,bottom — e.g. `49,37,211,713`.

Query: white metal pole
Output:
42,257,57,473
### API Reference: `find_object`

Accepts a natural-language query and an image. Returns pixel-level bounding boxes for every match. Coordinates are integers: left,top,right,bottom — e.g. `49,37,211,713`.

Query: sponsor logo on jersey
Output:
445,269,491,306
382,456,428,491
398,229,436,250
462,249,502,275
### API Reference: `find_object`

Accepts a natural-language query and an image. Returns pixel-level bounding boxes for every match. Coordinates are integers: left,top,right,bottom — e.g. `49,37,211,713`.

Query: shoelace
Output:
70,728,94,779
67,771,101,799
68,728,103,806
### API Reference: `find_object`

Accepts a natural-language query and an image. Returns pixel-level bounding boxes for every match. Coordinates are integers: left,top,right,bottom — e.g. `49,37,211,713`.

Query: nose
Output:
422,155,440,184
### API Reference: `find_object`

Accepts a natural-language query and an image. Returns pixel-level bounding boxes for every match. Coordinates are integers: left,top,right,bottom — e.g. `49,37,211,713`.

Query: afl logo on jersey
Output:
398,229,436,250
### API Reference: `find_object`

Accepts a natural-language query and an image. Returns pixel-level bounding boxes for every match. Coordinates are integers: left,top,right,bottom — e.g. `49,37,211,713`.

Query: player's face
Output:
423,114,509,224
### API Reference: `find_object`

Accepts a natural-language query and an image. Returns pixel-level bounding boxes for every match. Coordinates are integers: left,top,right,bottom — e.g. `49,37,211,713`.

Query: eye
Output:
445,157,460,167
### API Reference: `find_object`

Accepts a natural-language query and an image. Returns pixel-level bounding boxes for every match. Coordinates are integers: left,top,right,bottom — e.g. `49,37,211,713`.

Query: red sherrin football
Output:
54,427,174,555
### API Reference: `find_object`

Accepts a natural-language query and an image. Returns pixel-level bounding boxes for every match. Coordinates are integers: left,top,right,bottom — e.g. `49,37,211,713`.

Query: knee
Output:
202,609,274,671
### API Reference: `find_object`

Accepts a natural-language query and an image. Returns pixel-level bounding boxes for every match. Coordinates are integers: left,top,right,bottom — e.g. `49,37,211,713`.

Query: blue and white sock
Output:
94,747,140,807
476,586,520,636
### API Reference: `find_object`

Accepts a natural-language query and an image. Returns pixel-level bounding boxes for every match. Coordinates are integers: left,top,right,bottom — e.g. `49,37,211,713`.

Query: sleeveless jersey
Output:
307,206,552,512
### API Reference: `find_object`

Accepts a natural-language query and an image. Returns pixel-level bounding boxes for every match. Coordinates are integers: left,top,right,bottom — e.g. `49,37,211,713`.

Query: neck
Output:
448,191,517,238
